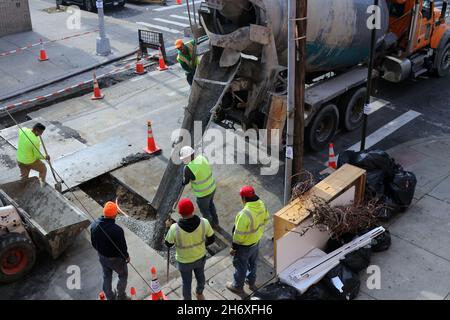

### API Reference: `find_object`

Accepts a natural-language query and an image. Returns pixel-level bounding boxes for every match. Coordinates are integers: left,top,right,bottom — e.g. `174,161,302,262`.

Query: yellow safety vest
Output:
165,218,214,264
176,40,199,73
187,155,216,198
232,200,270,246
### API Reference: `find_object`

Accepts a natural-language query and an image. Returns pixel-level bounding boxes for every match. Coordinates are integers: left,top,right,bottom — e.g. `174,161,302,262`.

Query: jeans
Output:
232,243,259,289
196,191,219,227
178,256,206,300
99,254,128,300
187,72,194,86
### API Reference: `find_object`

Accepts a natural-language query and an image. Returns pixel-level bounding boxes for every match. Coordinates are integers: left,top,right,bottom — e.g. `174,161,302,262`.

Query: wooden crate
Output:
273,164,366,266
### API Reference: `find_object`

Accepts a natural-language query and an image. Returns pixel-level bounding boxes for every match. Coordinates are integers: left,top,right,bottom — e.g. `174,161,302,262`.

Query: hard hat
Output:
178,198,195,217
103,201,118,218
175,39,184,49
240,186,255,198
180,146,195,160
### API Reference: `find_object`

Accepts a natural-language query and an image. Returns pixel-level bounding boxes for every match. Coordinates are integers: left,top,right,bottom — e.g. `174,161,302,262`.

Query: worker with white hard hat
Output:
179,146,219,228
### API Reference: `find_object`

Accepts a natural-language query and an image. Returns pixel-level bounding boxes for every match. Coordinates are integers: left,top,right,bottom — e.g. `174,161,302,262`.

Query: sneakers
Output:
226,282,245,295
196,293,205,300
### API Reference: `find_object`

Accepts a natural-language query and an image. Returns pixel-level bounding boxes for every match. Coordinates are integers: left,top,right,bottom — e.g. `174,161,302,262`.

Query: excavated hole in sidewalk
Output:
79,173,228,266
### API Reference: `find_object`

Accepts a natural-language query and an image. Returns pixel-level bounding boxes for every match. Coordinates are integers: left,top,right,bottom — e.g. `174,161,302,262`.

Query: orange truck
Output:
383,0,450,81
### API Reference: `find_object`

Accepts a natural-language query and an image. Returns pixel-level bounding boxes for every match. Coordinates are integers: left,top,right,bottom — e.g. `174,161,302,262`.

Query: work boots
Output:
226,282,245,295
196,293,205,300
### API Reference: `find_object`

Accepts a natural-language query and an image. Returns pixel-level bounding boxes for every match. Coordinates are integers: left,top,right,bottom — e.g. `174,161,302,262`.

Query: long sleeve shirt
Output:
90,217,129,259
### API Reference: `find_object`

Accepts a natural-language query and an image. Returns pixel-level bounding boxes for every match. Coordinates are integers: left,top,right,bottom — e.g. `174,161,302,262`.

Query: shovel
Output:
39,136,63,193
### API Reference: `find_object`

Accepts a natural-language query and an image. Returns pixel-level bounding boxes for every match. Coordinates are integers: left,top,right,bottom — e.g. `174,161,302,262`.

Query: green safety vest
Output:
165,218,214,264
176,40,199,74
187,155,216,198
17,127,44,165
232,200,270,246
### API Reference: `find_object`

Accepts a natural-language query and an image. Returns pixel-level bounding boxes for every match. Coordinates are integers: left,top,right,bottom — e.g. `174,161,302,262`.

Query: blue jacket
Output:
90,217,129,259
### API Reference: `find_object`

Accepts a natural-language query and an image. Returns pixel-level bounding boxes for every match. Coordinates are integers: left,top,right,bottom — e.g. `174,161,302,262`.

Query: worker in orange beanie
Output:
90,201,130,300
165,198,215,300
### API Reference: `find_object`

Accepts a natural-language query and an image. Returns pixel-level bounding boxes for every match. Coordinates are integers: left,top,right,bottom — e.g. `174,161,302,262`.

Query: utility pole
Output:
284,0,307,204
293,0,307,185
96,0,111,56
360,0,379,151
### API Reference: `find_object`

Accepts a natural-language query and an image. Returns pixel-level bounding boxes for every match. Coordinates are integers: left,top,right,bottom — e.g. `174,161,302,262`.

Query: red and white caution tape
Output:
1,58,156,113
0,29,99,58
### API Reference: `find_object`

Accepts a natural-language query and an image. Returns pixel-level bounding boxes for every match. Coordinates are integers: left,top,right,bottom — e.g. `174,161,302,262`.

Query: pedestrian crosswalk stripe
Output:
170,14,192,21
136,22,182,34
153,18,190,28
347,110,422,152
154,0,202,12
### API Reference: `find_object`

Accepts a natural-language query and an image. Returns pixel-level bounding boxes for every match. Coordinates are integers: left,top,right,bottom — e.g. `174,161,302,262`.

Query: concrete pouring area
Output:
2,61,450,300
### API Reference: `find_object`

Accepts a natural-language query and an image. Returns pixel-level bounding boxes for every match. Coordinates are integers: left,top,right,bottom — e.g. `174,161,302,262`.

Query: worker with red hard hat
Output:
175,38,199,85
226,186,270,295
90,201,130,300
165,198,215,300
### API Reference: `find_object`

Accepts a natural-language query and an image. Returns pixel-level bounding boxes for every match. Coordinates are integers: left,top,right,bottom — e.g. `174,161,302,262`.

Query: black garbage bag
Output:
371,229,392,252
251,281,298,300
337,150,359,168
298,282,334,300
325,233,358,253
322,263,360,300
342,247,372,272
354,150,397,179
387,170,417,207
375,195,401,221
365,169,386,199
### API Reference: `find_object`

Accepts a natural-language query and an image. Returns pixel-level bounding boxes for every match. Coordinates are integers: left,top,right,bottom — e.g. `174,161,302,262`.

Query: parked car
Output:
56,0,126,12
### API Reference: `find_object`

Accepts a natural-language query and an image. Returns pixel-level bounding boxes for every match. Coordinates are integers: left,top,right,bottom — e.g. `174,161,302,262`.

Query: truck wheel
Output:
0,233,36,284
436,43,450,77
306,104,339,152
340,87,366,131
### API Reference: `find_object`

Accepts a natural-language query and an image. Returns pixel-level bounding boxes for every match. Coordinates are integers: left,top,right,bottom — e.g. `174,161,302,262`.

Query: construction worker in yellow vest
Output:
226,186,270,295
165,198,215,300
175,39,199,86
180,146,219,228
16,122,49,187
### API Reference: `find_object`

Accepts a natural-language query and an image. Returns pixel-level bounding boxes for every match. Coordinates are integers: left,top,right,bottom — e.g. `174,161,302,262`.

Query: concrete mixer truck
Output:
150,0,450,248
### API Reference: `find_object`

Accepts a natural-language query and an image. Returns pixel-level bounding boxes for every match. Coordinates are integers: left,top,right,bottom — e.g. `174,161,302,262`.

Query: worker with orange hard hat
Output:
175,38,199,85
90,201,130,300
226,186,270,295
165,198,215,300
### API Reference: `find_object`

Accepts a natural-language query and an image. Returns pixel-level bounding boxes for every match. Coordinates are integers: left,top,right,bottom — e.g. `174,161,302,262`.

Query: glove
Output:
165,219,174,228
229,249,236,256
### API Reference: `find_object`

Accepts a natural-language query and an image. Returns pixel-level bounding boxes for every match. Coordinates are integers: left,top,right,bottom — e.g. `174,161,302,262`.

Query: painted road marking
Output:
154,1,202,11
153,18,190,28
366,98,390,114
170,14,192,21
136,22,182,34
347,110,422,152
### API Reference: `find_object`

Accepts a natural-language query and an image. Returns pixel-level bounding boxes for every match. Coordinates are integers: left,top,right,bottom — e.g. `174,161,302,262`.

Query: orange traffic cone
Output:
144,121,161,154
176,0,182,5
135,57,146,75
99,291,106,300
328,143,337,169
157,48,168,71
38,39,48,61
91,71,104,100
150,266,167,300
130,287,137,300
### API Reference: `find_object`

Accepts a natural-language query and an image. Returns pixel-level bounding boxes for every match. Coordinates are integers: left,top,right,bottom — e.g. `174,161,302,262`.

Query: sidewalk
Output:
0,0,139,102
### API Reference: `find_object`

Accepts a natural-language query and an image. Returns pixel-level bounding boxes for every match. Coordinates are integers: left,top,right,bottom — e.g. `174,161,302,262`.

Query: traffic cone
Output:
91,71,104,100
99,291,106,300
144,121,161,155
157,48,168,71
135,57,146,75
328,143,337,169
130,287,137,300
150,266,167,300
38,39,48,61
176,0,182,5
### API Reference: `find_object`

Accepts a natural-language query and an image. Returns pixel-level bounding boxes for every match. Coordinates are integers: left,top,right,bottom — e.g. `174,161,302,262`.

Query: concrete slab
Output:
0,118,87,160
389,195,450,261
359,235,450,300
429,175,450,204
0,138,20,185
